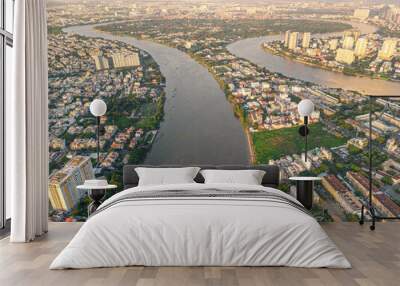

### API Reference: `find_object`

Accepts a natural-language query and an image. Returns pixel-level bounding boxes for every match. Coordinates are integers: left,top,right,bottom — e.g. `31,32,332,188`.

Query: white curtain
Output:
7,0,49,242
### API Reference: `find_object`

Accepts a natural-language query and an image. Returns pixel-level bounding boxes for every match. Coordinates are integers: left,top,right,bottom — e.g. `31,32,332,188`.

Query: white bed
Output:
50,183,351,269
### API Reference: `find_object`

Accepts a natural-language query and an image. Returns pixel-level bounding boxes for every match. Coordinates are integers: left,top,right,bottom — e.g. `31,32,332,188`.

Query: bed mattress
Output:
50,183,351,269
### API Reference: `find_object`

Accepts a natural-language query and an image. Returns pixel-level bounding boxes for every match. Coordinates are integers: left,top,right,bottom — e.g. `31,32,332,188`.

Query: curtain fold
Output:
8,0,49,242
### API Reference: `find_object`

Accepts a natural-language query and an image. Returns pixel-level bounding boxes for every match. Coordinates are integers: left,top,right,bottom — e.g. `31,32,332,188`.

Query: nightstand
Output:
289,177,321,210
77,180,117,216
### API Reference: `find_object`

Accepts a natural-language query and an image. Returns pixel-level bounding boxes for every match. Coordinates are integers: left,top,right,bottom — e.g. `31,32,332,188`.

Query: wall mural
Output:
47,0,400,222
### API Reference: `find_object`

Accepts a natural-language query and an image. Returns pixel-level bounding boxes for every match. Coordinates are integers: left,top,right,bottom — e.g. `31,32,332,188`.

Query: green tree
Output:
348,145,362,155
382,176,393,186
350,164,361,172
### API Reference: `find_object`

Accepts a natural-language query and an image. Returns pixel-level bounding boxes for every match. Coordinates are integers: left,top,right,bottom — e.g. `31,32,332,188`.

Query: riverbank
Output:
68,23,250,164
245,128,256,164
89,18,400,167
263,45,344,73
91,21,357,165
262,45,400,83
187,52,257,164
227,23,400,96
93,27,256,163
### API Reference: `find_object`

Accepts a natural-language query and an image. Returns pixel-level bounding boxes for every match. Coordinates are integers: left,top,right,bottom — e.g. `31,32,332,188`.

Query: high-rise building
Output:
382,5,400,22
302,32,311,49
329,39,339,50
284,30,291,48
343,31,352,38
111,53,141,69
353,8,370,20
354,38,368,58
336,48,355,65
288,32,299,50
343,36,355,50
49,156,94,211
378,39,398,61
343,30,361,42
93,55,110,70
353,30,361,42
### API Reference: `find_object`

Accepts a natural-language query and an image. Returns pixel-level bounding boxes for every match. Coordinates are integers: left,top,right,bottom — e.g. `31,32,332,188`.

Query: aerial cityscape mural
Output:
46,0,400,222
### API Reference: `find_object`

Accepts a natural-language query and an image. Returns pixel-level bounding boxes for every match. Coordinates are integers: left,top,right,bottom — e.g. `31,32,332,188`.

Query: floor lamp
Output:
85,99,109,215
89,99,107,169
298,99,315,164
359,95,400,230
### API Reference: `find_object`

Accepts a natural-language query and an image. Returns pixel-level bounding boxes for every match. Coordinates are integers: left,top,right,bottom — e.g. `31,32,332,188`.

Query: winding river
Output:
64,24,250,164
228,22,400,96
64,21,400,165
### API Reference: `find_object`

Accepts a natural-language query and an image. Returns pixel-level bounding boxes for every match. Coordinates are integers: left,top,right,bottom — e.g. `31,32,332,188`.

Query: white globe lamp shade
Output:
298,99,314,117
90,99,107,117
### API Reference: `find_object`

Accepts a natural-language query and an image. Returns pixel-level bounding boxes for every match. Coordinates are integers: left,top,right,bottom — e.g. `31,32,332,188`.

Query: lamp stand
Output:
304,116,308,163
358,95,400,230
299,116,309,164
96,116,100,169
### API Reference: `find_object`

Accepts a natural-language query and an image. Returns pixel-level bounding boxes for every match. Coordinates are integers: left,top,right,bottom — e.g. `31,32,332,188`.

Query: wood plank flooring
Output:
0,222,399,286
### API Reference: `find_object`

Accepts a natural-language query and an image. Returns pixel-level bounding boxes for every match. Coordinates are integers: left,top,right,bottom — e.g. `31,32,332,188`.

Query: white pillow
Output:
200,169,266,185
135,167,201,186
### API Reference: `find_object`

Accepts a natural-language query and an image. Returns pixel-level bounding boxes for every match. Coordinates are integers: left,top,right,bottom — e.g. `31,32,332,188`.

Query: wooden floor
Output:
0,222,399,286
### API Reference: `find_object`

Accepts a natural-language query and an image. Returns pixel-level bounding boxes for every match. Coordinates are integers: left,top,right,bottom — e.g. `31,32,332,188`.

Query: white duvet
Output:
50,183,351,269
